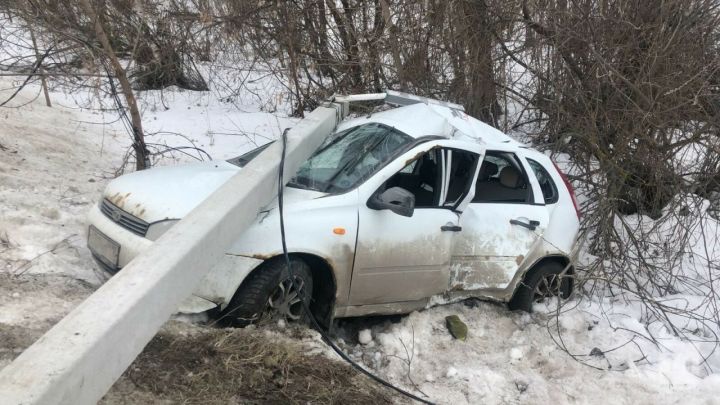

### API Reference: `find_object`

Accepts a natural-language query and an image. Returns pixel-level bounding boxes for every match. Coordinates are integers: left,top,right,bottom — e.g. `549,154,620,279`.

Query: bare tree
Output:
80,0,149,170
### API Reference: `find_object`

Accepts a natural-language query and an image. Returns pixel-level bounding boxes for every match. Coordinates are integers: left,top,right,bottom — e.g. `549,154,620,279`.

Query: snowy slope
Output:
0,81,123,370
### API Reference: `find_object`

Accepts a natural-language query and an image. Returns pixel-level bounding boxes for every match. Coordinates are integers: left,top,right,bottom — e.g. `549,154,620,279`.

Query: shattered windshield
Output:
290,123,413,193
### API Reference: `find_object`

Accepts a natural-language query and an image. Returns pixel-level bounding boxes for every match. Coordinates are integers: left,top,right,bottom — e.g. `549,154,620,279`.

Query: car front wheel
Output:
508,261,572,312
221,257,313,327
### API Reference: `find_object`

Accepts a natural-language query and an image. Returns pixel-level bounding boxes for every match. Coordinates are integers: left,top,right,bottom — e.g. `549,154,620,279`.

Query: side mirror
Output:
367,187,415,217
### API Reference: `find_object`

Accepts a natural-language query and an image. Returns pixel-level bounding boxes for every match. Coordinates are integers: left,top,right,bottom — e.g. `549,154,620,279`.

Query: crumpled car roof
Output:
336,102,522,149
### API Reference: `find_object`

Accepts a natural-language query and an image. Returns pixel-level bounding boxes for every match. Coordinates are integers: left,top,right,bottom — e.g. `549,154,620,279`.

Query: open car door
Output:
349,140,484,306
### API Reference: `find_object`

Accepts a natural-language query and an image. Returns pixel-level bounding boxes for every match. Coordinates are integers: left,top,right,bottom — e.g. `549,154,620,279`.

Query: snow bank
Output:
336,301,720,404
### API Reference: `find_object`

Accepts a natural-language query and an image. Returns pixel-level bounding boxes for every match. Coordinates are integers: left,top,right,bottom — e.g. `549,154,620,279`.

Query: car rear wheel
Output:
221,257,313,327
508,261,572,312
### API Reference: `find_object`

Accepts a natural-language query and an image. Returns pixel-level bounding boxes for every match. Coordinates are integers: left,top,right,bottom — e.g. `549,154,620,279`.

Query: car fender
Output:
189,254,265,310
220,190,359,307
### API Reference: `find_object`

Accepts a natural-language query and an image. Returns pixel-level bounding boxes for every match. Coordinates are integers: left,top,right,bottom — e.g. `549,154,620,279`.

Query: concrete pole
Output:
0,104,344,405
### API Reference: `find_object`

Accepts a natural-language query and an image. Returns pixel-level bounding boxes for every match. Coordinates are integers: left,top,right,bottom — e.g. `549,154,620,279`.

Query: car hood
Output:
103,160,242,222
103,160,325,224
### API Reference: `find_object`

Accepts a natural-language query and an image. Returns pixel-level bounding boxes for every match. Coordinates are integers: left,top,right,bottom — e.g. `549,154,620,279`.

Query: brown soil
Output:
101,322,396,405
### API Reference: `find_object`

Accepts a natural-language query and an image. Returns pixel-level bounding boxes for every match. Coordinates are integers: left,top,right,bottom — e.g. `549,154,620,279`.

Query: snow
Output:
135,86,298,165
333,302,720,404
0,75,297,372
359,328,373,345
1,72,719,404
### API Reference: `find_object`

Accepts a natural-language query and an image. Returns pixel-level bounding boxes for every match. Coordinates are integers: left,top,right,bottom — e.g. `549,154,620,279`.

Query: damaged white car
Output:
87,92,581,327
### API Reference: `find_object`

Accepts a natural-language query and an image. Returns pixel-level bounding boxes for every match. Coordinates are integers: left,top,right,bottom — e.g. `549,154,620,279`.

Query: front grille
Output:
100,199,149,237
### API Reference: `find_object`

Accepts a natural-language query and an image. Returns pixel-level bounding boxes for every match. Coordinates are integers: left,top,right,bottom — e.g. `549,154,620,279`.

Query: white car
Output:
87,93,581,327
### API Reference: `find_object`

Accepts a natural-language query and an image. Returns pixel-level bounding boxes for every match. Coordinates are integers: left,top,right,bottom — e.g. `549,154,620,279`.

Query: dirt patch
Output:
0,324,42,368
102,322,396,405
0,273,96,324
0,273,97,370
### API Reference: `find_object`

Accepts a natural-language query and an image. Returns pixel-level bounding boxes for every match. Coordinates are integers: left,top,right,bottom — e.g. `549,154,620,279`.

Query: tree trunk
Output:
380,0,404,90
281,2,304,117
29,27,51,107
80,0,149,170
462,0,500,126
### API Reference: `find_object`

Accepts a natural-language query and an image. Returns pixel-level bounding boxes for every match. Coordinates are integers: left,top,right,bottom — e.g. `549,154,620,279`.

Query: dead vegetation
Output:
103,323,395,405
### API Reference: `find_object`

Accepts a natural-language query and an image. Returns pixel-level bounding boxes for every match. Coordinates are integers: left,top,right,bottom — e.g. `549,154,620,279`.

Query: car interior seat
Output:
415,157,437,206
474,162,528,202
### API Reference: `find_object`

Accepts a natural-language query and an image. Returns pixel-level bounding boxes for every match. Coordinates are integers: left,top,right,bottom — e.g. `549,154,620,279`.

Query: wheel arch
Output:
236,252,338,329
511,254,575,298
292,252,337,328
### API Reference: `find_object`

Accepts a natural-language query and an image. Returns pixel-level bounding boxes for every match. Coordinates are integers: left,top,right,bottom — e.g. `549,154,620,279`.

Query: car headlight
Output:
145,219,180,241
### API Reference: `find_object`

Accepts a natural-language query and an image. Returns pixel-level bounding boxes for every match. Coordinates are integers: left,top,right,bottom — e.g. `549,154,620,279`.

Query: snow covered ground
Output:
1,78,720,404
330,300,720,404
0,80,125,371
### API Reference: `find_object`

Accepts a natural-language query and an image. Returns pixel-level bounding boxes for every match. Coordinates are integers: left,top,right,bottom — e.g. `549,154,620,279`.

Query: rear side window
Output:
472,152,533,203
527,158,558,204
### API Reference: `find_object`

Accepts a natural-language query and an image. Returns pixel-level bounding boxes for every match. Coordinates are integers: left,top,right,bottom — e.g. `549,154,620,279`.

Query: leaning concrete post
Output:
0,103,344,405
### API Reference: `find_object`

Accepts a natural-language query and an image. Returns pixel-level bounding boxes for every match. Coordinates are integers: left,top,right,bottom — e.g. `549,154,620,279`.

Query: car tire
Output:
508,261,572,312
221,257,313,327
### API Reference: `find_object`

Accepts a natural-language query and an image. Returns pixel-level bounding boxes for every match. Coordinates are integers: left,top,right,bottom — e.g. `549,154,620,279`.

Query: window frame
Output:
440,148,481,211
375,146,480,212
526,158,559,204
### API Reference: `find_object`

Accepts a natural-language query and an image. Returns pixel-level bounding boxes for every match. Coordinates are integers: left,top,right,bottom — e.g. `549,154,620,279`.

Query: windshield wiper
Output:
322,135,389,192
288,175,330,192
286,179,309,190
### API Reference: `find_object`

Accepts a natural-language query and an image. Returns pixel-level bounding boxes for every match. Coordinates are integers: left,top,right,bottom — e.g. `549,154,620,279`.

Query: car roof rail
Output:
331,90,465,112
384,90,465,111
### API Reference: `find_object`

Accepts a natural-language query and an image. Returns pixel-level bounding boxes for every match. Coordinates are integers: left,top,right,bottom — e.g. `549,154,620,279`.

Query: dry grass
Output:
103,322,395,404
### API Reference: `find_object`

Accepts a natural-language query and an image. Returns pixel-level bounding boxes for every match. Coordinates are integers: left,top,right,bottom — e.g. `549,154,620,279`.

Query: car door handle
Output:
510,219,540,231
441,225,462,232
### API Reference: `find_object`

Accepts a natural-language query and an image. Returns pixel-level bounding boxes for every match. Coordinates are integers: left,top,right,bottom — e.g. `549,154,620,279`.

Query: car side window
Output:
472,151,533,203
527,158,558,204
384,149,441,208
382,148,478,209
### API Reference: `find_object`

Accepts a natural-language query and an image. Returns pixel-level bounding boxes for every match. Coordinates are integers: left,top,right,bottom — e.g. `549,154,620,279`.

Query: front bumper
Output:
87,204,218,314
87,204,153,268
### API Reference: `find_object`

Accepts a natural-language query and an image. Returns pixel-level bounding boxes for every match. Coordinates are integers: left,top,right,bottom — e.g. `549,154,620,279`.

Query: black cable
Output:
104,64,135,145
277,128,435,405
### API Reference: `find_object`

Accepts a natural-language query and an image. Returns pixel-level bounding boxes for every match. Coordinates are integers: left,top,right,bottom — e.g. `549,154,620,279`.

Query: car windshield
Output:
290,123,413,193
